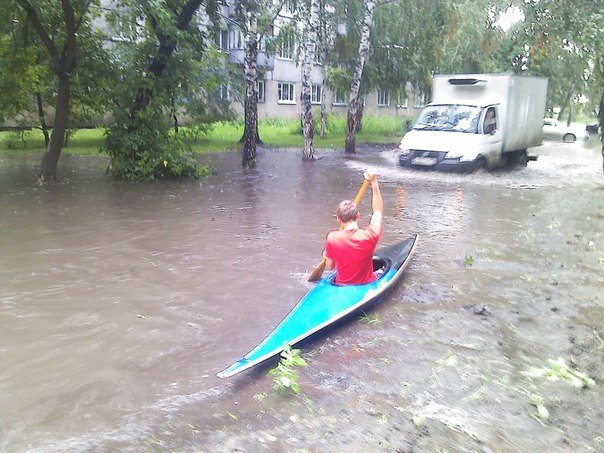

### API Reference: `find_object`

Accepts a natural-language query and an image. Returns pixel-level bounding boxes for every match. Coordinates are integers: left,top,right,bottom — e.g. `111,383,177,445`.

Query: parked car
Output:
586,123,599,134
542,118,589,143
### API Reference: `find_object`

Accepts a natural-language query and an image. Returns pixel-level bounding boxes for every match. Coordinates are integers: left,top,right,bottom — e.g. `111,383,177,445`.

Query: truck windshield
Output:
412,104,482,133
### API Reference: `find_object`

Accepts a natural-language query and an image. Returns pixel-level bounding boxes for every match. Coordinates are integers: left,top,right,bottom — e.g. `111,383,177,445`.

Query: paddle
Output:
307,177,371,282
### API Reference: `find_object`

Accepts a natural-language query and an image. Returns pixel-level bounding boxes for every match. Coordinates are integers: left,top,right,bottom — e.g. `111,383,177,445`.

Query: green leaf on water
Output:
412,414,425,427
268,344,307,395
523,357,595,389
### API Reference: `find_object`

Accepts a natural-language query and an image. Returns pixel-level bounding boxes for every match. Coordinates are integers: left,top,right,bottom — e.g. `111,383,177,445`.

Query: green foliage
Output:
103,110,208,181
267,344,308,394
530,393,549,421
0,0,113,127
523,357,596,389
523,0,603,118
100,0,232,180
412,414,425,427
0,116,407,155
325,67,352,93
359,312,381,327
1,130,30,149
369,0,448,95
437,0,509,75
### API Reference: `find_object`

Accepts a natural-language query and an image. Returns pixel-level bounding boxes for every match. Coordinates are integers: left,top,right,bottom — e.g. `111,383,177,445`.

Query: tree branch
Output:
16,0,60,67
177,0,205,30
61,0,77,70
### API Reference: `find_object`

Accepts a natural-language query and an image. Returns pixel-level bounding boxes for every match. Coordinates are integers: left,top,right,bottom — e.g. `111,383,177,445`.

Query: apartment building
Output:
214,2,421,121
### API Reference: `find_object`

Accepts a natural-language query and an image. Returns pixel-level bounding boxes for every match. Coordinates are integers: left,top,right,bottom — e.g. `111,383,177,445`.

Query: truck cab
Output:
399,103,503,172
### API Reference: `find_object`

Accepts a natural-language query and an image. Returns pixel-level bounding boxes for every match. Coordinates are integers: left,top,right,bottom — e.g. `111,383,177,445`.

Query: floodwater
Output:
1,138,603,452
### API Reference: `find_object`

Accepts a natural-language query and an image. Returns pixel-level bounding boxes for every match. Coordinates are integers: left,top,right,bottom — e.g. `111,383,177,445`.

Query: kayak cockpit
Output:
327,257,392,287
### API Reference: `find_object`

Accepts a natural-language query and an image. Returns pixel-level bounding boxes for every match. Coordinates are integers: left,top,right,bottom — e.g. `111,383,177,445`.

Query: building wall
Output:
237,59,420,121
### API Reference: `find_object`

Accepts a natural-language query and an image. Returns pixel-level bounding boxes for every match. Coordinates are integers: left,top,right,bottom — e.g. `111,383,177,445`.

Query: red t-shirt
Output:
325,225,382,285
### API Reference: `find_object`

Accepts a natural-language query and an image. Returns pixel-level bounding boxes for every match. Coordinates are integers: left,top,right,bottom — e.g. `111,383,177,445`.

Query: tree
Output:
437,0,508,75
103,0,226,180
367,0,447,111
240,5,261,168
513,0,603,169
316,0,336,138
345,0,376,154
300,0,320,160
0,6,52,145
231,0,283,168
12,0,95,181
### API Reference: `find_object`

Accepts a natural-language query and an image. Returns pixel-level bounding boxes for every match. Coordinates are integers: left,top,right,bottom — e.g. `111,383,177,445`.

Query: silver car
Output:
542,118,589,143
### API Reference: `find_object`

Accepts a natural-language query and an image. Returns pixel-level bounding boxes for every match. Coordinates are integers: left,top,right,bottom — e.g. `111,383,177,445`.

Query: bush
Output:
2,130,31,149
103,109,208,181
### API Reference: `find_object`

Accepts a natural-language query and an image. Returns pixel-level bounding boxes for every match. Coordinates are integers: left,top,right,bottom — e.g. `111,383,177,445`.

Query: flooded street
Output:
1,138,603,452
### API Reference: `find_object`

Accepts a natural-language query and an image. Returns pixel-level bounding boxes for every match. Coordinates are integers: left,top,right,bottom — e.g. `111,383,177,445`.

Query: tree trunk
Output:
355,97,365,132
300,0,320,160
129,0,204,127
173,112,179,135
36,92,50,147
599,56,604,174
17,0,81,182
320,86,327,138
599,90,603,173
345,0,376,154
40,72,70,181
318,0,332,140
242,11,260,168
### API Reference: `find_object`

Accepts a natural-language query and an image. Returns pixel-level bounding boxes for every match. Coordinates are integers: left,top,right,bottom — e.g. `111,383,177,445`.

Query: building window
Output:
397,92,408,109
278,82,296,103
229,29,244,50
215,30,228,50
218,84,230,100
377,90,390,107
278,35,295,60
332,89,347,105
311,84,322,104
281,0,295,15
257,80,265,102
413,93,426,108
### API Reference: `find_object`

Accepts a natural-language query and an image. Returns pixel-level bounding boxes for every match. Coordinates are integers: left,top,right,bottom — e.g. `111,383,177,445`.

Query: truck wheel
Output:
562,133,576,143
472,157,487,173
510,150,528,167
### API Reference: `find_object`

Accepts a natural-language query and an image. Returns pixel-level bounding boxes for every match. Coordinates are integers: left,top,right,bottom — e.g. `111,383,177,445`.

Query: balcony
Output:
227,49,274,71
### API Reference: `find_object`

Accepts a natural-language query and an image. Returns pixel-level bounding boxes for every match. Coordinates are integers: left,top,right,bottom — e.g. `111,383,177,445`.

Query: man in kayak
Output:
323,172,383,285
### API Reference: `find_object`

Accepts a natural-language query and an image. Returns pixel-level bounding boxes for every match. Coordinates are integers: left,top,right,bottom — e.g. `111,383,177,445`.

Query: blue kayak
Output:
217,234,418,378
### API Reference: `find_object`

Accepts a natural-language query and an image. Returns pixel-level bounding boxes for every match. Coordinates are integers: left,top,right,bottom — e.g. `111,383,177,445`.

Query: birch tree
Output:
235,0,284,168
315,0,336,138
241,5,260,167
345,0,375,154
300,0,320,159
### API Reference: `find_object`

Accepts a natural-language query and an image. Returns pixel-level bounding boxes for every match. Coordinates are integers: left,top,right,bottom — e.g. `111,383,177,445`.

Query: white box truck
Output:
398,74,548,172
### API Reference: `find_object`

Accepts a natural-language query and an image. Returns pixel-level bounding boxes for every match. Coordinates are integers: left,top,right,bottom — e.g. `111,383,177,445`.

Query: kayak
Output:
216,234,418,378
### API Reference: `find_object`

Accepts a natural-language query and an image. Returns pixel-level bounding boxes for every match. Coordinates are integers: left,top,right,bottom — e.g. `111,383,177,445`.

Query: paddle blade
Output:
307,257,326,282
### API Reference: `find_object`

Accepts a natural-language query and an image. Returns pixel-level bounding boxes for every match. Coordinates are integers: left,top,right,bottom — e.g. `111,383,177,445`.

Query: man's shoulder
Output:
326,229,342,239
